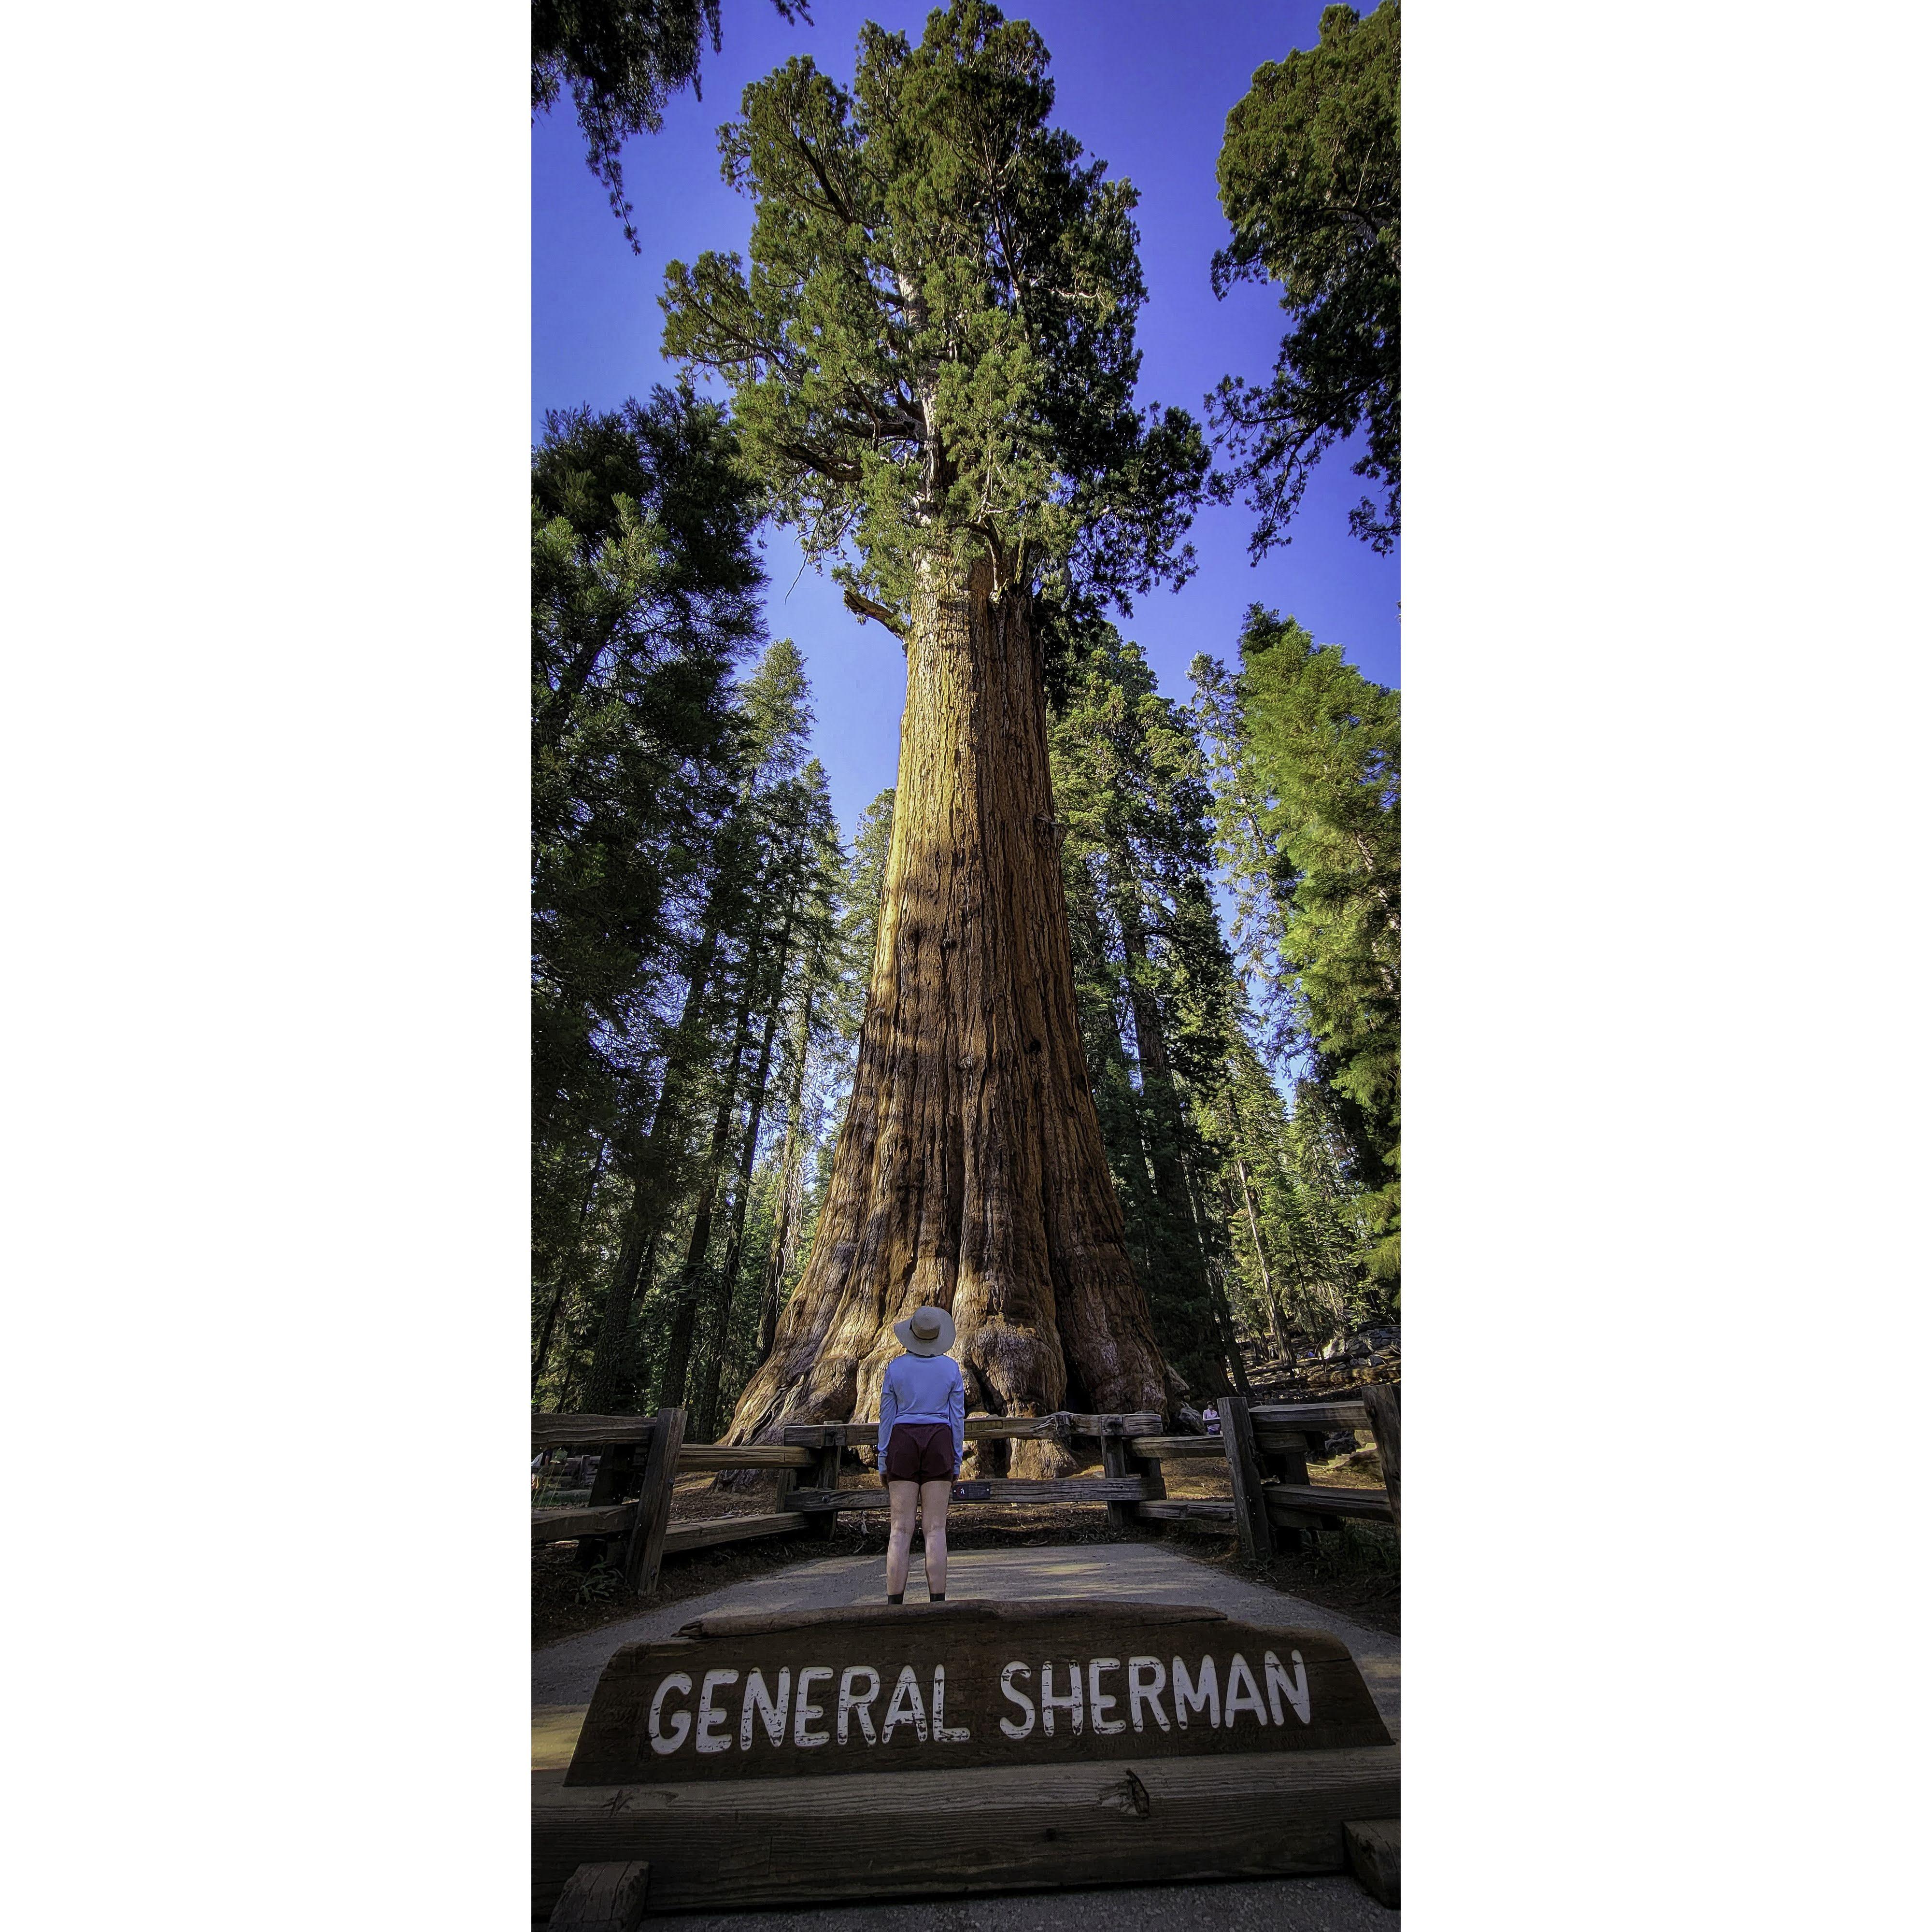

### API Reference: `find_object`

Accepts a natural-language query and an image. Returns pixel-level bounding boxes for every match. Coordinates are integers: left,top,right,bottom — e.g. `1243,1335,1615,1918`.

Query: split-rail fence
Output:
532,1385,1399,1599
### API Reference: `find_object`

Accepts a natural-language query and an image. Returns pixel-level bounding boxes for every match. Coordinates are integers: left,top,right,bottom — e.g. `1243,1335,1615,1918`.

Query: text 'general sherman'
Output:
643,1648,1313,1759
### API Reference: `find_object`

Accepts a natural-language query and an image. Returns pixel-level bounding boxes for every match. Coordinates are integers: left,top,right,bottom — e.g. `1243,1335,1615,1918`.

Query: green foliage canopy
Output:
659,0,1208,648
531,390,765,1152
534,0,810,249
1210,1,1400,555
1192,608,1400,1288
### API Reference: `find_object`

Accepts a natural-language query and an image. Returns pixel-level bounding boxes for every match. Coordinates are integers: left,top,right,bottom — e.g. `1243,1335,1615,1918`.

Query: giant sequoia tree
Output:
663,1,1208,1466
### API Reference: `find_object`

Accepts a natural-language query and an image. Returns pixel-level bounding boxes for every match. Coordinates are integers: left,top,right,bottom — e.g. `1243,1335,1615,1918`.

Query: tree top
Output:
660,0,1207,640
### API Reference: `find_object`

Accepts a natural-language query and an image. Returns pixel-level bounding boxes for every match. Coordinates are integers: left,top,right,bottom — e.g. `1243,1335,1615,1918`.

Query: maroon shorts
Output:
881,1422,956,1485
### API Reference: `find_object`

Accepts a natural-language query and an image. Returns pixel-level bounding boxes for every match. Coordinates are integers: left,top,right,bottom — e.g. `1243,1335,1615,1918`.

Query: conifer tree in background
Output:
664,2,1209,1465
1191,607,1400,1297
756,783,895,1350
586,637,828,1416
1209,0,1400,555
533,0,810,250
1047,627,1238,1398
530,392,766,1404
1205,1034,1377,1355
747,773,866,1365
689,758,845,1435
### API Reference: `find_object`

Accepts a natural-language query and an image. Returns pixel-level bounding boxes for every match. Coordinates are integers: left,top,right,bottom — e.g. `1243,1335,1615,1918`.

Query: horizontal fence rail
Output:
675,1445,814,1472
1250,1400,1374,1431
662,1511,807,1556
1131,1435,1231,1460
533,1413,657,1451
789,1477,1147,1512
781,1411,1164,1450
533,1506,635,1546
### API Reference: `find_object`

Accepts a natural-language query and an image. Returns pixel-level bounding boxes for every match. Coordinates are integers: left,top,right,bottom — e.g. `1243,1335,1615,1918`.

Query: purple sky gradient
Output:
533,0,1400,835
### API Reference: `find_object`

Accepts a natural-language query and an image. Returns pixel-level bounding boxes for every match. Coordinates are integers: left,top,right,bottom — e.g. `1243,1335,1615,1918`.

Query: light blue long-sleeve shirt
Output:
877,1351,966,1472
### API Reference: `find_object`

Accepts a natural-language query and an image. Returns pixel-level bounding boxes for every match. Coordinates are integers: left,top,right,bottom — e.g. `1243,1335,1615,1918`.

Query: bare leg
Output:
919,1478,952,1597
886,1480,919,1595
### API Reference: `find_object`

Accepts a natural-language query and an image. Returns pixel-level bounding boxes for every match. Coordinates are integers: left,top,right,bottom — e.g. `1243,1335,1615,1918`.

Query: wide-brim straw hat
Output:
893,1304,955,1356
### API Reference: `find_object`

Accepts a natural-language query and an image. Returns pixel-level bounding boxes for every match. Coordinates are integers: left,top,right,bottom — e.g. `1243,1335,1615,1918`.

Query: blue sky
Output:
533,0,1400,836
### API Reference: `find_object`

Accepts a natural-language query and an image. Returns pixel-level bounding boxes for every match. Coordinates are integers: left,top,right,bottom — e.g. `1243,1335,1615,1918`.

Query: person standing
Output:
876,1305,965,1604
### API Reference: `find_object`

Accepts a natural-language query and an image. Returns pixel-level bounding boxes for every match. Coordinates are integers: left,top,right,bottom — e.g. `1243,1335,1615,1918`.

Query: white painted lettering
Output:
1172,1655,1219,1729
1223,1652,1267,1728
932,1665,970,1743
648,1672,693,1756
838,1665,881,1744
1088,1657,1125,1735
739,1667,791,1750
881,1664,929,1743
1264,1649,1310,1726
1039,1660,1083,1736
1126,1655,1170,1733
696,1669,739,1754
999,1661,1036,1739
794,1666,833,1747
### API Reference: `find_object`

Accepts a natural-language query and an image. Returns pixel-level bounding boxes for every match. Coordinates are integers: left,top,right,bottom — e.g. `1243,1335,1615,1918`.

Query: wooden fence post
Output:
1220,1395,1274,1561
1099,1426,1137,1531
805,1433,842,1540
622,1407,686,1598
1361,1381,1401,1532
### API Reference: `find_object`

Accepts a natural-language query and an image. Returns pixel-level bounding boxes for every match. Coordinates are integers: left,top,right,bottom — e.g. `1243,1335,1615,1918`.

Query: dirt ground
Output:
534,1446,1397,1648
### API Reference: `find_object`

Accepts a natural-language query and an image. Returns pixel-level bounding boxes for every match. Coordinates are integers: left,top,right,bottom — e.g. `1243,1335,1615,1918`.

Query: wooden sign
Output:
564,1597,1390,1787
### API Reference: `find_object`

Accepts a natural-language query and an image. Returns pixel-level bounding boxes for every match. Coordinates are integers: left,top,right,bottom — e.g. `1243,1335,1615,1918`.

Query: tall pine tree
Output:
1191,607,1399,1297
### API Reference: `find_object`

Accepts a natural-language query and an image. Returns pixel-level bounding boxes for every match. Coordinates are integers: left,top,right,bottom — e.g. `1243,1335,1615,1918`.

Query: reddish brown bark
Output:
723,556,1166,1474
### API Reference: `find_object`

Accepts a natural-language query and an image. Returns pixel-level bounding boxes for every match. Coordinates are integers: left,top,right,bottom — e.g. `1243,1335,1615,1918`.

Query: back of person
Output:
877,1304,964,1603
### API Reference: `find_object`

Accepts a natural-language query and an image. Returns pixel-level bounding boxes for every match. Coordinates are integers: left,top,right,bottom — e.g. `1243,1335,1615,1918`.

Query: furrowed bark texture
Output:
724,557,1166,1475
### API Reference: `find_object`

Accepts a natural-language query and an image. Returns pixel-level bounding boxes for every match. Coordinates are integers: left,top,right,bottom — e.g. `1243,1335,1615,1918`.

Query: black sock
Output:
887,1591,903,1604
930,1591,946,1601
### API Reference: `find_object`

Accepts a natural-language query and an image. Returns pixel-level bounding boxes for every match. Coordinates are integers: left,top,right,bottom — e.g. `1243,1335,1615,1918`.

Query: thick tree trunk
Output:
693,949,790,1438
755,985,816,1361
722,555,1166,1474
1232,1150,1290,1359
656,997,752,1411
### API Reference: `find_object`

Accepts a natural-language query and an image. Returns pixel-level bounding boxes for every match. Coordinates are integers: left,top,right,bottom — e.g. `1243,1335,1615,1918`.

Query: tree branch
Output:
841,587,907,637
775,440,864,484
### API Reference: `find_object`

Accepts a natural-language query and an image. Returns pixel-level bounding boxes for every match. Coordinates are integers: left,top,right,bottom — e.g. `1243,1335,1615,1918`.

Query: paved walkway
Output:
535,1542,1399,1925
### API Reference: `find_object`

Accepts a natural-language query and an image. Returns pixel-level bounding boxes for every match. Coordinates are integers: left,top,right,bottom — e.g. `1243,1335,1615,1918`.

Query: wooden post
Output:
1220,1395,1274,1562
1361,1381,1401,1532
1344,1818,1400,1908
578,1438,639,1568
1099,1429,1136,1531
805,1435,842,1540
550,1860,651,1931
622,1407,686,1598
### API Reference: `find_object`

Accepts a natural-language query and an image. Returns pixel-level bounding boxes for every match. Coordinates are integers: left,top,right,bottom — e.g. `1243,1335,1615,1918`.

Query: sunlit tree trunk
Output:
722,556,1166,1474
755,984,816,1361
656,994,751,1410
693,902,795,1437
